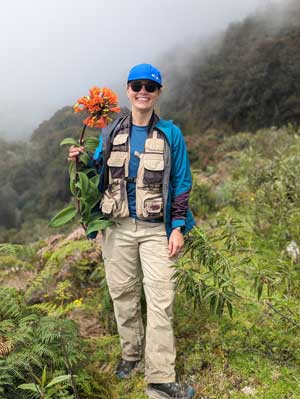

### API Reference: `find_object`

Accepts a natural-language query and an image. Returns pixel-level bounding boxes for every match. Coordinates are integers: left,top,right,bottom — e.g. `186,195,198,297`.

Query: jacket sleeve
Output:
169,125,192,230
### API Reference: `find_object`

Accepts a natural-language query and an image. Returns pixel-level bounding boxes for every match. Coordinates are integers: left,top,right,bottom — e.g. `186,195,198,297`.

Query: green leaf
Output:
226,300,233,318
70,178,77,196
46,374,73,388
81,193,100,212
80,168,96,176
77,172,90,195
49,205,77,228
60,137,78,146
69,161,76,180
84,136,99,152
18,383,39,393
86,220,113,235
41,365,47,388
79,200,91,220
88,211,103,222
79,152,90,165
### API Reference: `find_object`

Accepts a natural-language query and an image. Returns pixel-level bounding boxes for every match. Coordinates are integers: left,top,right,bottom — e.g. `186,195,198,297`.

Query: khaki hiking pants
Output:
102,217,177,383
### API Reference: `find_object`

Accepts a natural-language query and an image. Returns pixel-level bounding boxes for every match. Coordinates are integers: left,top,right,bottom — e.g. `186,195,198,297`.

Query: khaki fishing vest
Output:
100,126,166,220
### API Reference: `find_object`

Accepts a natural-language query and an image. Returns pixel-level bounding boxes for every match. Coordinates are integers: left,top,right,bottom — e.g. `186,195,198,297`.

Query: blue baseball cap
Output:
127,63,162,87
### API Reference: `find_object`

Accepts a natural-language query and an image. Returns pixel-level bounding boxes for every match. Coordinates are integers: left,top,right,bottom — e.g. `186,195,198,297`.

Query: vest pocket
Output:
101,180,129,218
107,152,127,179
101,196,115,216
136,189,164,219
112,133,129,152
143,154,164,185
143,195,163,218
145,137,164,152
136,152,164,220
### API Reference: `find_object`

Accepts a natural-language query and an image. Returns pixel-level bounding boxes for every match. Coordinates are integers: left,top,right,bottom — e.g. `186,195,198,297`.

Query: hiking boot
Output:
115,359,140,379
146,382,195,398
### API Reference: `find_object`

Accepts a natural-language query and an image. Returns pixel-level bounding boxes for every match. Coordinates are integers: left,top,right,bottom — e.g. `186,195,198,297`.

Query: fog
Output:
0,0,283,139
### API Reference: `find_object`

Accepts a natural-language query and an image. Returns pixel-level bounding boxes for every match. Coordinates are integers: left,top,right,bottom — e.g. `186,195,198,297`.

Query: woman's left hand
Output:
168,229,184,258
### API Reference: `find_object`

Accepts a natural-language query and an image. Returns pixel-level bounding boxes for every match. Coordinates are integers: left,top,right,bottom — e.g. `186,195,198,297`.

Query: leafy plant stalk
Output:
49,86,120,234
59,328,80,399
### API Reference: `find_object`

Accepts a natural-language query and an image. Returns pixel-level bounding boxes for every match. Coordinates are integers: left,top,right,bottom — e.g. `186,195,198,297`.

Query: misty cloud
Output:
0,0,282,139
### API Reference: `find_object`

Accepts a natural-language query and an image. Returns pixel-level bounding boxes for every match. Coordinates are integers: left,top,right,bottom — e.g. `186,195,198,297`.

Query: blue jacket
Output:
93,115,195,238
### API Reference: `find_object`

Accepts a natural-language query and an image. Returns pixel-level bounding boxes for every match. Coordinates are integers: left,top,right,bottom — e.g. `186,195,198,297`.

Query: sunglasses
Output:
129,81,160,93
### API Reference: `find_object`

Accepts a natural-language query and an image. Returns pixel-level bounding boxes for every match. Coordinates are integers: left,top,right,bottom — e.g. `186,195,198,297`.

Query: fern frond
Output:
0,319,16,333
0,243,36,260
0,338,13,357
30,302,68,317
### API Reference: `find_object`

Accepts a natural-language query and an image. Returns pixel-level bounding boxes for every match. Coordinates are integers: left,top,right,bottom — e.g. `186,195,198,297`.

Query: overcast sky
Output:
0,0,279,139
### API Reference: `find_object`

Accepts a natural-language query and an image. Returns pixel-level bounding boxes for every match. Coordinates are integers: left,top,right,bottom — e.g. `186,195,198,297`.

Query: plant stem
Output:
76,124,88,231
266,301,300,328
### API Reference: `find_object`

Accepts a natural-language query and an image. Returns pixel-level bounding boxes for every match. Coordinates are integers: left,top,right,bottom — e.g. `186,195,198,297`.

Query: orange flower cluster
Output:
74,86,121,128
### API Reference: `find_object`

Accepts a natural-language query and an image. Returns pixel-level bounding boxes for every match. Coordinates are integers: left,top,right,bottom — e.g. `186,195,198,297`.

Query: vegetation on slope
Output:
1,125,300,397
161,0,300,135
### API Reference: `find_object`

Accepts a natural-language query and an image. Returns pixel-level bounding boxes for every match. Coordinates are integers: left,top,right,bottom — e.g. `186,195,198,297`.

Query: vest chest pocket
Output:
107,152,128,180
143,154,164,185
112,133,128,152
145,137,164,153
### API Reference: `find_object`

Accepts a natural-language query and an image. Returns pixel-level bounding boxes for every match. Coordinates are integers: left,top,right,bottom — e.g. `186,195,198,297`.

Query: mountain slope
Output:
161,0,300,134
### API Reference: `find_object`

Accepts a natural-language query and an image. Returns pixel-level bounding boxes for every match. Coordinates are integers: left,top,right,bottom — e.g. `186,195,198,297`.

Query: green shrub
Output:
190,179,217,218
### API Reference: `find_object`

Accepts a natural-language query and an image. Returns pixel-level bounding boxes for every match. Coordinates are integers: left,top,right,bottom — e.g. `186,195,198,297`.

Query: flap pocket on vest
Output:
107,152,127,178
143,154,164,185
145,138,164,153
101,180,129,218
144,155,164,171
107,154,126,167
113,133,128,146
101,197,115,215
144,196,163,218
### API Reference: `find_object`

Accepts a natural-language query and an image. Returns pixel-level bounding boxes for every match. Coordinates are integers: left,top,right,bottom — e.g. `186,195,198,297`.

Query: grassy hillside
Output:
1,125,300,398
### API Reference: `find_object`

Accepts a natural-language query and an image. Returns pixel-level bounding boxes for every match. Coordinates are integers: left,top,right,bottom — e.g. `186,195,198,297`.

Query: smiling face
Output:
127,80,161,114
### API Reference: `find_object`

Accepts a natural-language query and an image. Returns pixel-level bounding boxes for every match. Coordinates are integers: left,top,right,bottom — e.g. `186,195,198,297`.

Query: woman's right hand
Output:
68,145,85,162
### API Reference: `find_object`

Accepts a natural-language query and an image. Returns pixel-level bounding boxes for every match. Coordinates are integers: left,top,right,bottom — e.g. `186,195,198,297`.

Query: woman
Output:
69,63,195,399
